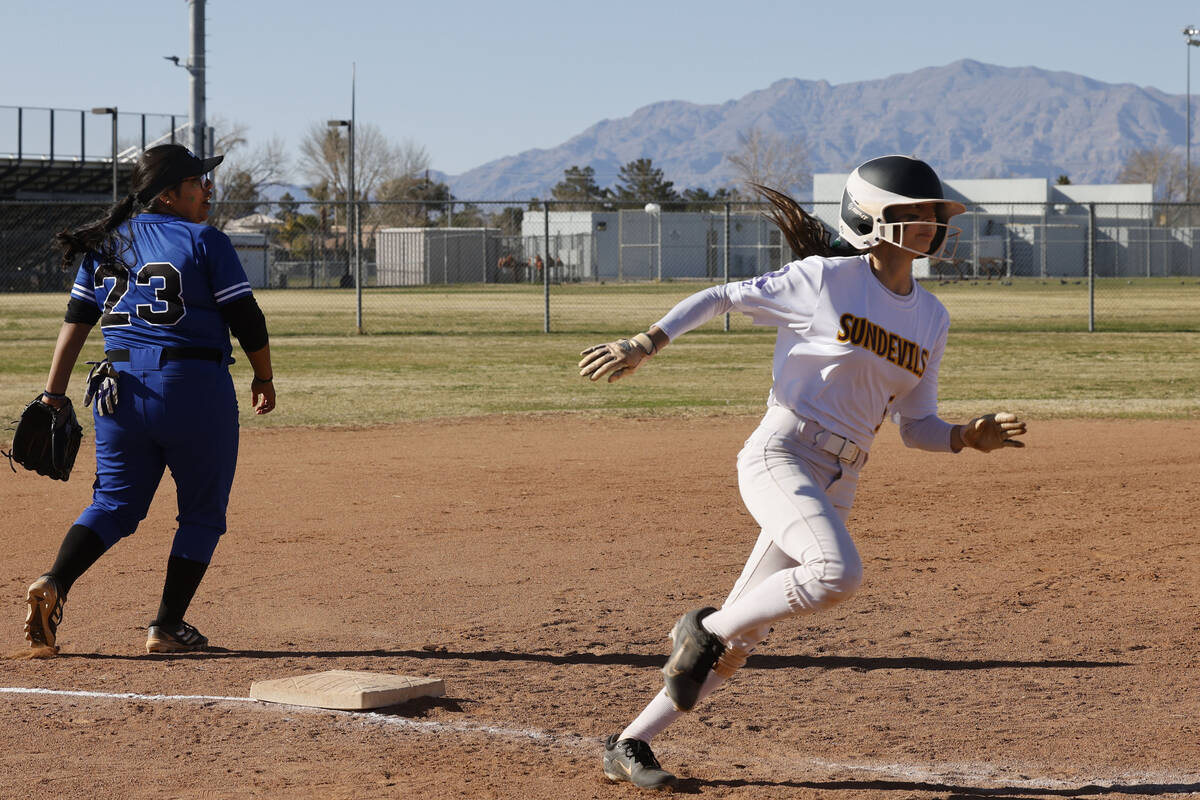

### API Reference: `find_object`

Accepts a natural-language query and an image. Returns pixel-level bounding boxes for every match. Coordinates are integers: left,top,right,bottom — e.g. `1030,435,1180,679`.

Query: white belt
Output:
813,429,863,464
760,406,867,467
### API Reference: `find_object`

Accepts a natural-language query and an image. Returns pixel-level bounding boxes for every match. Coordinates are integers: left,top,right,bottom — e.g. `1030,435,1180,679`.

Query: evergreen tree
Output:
276,191,299,220
551,165,608,208
613,158,679,207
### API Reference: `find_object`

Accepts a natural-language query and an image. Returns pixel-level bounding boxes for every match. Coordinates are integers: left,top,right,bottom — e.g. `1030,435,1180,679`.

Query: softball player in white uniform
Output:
580,156,1027,790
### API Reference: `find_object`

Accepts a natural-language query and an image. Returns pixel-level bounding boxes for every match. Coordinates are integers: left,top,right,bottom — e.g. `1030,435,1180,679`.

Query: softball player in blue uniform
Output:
23,144,276,656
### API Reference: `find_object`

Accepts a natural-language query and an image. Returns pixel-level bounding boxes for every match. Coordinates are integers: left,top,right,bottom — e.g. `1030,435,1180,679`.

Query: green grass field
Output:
1,278,1197,428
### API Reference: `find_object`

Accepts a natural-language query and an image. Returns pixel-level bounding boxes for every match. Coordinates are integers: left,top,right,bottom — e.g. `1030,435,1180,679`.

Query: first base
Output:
249,670,445,710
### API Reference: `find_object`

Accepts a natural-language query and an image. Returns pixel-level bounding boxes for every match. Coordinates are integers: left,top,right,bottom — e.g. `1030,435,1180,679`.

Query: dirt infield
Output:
2,415,1198,799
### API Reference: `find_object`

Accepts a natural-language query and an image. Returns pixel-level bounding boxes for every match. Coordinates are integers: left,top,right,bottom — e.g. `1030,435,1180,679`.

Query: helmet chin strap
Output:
875,222,961,260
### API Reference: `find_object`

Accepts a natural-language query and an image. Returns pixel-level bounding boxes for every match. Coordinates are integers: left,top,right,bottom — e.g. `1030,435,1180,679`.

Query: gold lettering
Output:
836,312,927,378
851,317,867,346
837,313,854,342
873,324,889,357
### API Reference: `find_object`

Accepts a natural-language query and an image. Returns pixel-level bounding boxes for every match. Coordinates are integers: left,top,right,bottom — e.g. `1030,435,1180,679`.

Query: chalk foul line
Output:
3,686,1197,794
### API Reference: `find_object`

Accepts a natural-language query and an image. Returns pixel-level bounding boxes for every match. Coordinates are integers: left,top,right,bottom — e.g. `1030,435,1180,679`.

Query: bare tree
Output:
394,139,432,184
207,120,289,227
1117,146,1186,202
298,121,426,202
726,127,810,197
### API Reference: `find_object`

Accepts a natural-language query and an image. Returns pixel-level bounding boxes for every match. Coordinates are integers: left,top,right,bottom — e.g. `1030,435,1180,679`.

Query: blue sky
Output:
5,0,1200,178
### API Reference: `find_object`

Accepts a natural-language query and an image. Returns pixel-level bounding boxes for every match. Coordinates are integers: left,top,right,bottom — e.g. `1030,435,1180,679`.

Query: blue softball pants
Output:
74,348,239,564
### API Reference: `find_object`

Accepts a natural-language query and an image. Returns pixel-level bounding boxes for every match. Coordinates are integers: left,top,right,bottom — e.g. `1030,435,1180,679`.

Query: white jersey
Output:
654,254,950,451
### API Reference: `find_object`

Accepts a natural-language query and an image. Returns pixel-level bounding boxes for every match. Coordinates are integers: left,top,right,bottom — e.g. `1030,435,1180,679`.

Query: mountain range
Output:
445,59,1186,200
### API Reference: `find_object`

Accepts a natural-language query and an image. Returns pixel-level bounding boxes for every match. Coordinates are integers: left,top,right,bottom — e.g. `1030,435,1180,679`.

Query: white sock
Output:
619,670,729,743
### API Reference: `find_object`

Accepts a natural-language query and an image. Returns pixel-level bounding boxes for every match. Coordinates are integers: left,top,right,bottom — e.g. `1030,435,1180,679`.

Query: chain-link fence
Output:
4,199,1199,333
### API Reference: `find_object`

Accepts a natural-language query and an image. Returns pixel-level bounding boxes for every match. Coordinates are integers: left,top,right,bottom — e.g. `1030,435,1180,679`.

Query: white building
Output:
376,227,502,286
520,208,789,282
225,231,270,288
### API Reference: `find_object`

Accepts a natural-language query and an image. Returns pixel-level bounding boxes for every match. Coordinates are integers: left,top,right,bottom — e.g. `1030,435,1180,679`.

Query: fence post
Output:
617,208,623,281
444,202,452,284
1145,202,1151,278
723,202,731,332
970,203,978,278
543,200,551,334
1190,201,1196,277
354,197,362,334
1040,203,1047,279
1087,202,1096,333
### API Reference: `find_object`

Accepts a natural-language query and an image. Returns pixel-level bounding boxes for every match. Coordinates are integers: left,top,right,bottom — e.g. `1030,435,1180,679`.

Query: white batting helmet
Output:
838,155,966,258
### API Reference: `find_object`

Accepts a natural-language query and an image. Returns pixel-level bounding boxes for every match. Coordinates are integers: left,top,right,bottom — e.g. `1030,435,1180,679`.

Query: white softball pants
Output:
706,405,865,652
620,407,864,743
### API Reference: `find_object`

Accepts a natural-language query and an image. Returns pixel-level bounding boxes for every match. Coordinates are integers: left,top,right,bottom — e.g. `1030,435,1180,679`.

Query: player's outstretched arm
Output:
953,412,1027,453
578,326,670,383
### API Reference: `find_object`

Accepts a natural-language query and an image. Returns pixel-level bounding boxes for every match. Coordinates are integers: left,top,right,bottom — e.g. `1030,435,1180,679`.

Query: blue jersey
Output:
69,213,253,360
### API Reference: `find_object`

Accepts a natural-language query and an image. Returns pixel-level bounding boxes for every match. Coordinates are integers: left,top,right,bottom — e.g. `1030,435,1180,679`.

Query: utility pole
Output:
165,2,207,156
190,0,206,157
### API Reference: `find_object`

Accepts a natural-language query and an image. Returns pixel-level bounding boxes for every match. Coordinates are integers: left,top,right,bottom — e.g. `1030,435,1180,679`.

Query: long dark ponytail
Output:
54,143,203,270
752,183,863,260
54,193,141,270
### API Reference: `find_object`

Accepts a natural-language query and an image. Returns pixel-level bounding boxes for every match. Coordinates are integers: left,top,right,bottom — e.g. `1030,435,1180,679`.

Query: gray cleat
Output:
662,607,724,712
603,733,676,790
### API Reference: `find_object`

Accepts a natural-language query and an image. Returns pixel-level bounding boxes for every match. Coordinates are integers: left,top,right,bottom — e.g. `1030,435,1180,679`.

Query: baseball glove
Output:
2,397,83,481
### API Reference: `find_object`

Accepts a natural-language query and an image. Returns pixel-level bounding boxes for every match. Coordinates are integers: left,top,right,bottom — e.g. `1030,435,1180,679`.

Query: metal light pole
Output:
1186,27,1200,270
1186,27,1200,204
327,118,359,329
91,107,118,201
189,0,205,157
163,0,207,158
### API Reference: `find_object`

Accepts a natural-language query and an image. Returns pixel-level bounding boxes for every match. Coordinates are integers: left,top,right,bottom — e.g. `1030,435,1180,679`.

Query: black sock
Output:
153,556,209,626
47,524,107,596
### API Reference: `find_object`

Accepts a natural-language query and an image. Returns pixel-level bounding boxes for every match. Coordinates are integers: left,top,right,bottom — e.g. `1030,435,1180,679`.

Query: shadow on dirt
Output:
58,648,1130,672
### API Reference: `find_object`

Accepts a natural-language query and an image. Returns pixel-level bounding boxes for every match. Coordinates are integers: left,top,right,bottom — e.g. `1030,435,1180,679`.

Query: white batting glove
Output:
82,359,119,416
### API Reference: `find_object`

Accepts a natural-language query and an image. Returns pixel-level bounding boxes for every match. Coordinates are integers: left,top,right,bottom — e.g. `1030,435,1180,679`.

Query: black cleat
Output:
662,607,724,712
603,734,676,790
146,620,209,653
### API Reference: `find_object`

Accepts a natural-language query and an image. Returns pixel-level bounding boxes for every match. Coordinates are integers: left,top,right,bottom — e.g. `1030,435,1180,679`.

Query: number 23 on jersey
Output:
95,262,186,328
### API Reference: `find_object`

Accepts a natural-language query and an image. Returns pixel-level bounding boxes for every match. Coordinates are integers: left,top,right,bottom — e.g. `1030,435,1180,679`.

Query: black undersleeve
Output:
220,296,269,353
48,524,108,595
64,298,102,326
